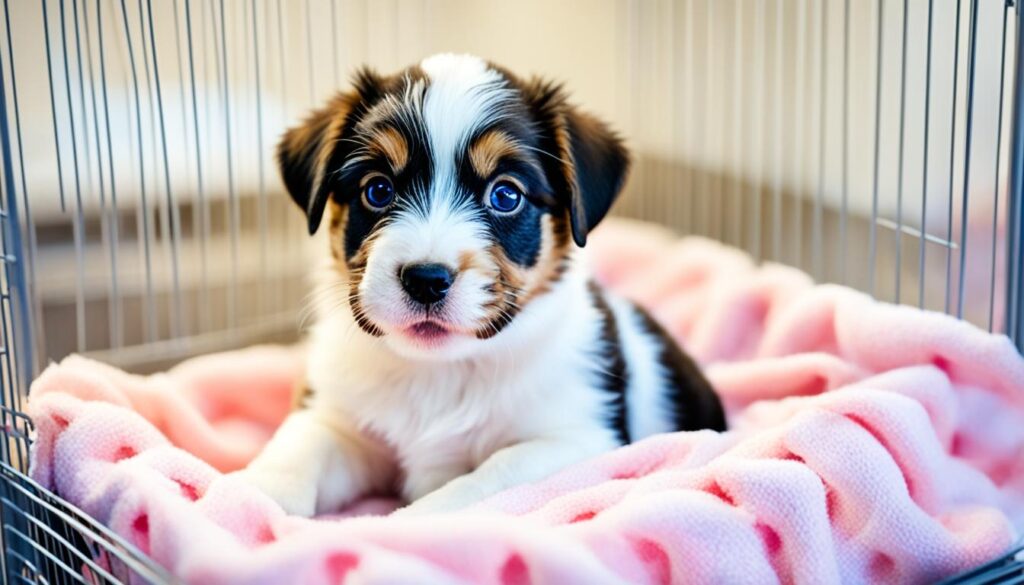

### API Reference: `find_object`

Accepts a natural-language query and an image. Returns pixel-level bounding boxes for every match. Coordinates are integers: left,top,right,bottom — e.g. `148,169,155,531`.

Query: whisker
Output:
518,144,570,166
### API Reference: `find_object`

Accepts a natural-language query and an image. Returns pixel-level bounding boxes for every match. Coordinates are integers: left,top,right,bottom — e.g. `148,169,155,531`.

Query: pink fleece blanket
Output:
28,219,1024,584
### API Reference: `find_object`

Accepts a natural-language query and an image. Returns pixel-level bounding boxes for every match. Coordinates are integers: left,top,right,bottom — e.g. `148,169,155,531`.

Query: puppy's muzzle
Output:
400,263,455,305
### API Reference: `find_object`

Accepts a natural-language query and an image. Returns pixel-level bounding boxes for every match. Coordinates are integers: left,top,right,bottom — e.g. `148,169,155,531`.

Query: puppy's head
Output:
279,54,628,360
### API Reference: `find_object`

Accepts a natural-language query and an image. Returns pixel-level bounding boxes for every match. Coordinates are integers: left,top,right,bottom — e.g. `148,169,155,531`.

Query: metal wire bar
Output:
876,217,960,248
252,0,268,317
217,0,239,330
732,0,743,250
918,0,935,309
331,0,340,88
957,0,981,320
95,0,124,351
1010,0,1024,351
704,0,715,239
894,0,910,303
3,526,90,584
794,0,807,268
275,0,290,309
988,4,1010,333
305,0,315,105
57,0,88,353
5,548,46,584
1,464,174,583
937,540,1024,585
2,497,125,584
684,0,695,235
135,2,162,318
70,0,93,205
668,0,677,243
813,0,827,280
41,0,68,213
870,0,885,297
143,0,184,339
117,0,157,343
840,0,850,283
0,1,33,429
773,0,783,261
1,0,37,380
184,0,211,330
752,0,765,262
80,0,120,350
171,1,190,192
945,0,964,315
1,1,39,385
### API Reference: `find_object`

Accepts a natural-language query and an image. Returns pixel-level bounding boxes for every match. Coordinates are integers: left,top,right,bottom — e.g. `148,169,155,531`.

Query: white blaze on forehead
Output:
420,54,512,211
385,204,487,267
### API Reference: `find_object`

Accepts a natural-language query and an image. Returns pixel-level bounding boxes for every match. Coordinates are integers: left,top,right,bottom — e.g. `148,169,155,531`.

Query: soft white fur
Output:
420,53,514,211
241,257,624,514
238,54,675,516
359,198,494,361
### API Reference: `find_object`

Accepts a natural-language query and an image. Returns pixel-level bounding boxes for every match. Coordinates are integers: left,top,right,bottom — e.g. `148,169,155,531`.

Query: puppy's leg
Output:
398,432,615,515
236,409,390,516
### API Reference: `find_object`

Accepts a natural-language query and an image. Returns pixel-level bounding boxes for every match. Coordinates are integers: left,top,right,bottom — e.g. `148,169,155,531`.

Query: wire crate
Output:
0,0,1021,583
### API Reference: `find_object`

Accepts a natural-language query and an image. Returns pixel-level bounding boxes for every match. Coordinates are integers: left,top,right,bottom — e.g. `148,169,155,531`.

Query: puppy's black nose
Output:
400,263,454,305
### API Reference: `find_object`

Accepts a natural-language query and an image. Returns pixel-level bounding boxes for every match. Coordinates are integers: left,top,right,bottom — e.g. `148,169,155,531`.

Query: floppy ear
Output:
277,69,381,234
522,78,630,247
561,109,630,246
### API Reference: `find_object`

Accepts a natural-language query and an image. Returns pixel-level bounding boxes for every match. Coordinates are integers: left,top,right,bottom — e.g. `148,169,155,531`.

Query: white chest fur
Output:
304,266,620,501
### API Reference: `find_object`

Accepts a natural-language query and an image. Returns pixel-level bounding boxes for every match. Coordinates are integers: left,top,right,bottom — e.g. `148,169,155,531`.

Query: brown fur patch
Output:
520,213,572,303
324,199,383,336
344,227,386,337
291,375,314,410
475,244,527,339
468,130,521,178
327,200,348,262
368,126,409,173
278,92,358,206
458,250,480,273
473,213,572,339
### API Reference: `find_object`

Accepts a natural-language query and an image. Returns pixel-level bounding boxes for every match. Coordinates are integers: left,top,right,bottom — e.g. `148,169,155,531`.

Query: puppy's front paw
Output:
233,468,318,517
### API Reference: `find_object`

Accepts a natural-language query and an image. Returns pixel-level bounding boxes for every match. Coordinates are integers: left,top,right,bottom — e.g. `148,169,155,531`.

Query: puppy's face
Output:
279,54,628,360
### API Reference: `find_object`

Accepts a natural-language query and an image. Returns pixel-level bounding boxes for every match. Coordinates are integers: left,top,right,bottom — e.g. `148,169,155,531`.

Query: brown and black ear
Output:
277,68,381,234
522,78,630,247
562,109,630,247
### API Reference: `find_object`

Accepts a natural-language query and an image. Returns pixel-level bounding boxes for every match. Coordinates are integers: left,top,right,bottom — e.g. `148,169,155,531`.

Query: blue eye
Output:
488,181,523,213
364,176,394,209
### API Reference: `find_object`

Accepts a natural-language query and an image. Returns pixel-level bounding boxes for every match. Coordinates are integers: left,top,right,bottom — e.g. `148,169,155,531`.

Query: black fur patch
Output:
482,207,544,267
588,282,630,444
634,304,727,432
329,81,433,261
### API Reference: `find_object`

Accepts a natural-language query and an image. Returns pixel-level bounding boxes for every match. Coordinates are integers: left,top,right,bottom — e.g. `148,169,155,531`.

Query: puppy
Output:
240,54,726,516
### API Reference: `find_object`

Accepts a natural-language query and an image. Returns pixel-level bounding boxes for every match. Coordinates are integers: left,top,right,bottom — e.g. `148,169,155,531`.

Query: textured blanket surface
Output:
28,219,1024,584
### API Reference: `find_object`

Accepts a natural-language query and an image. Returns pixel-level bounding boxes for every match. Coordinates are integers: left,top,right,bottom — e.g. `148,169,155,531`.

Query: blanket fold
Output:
28,220,1024,584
